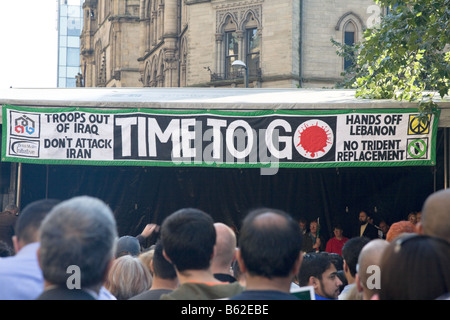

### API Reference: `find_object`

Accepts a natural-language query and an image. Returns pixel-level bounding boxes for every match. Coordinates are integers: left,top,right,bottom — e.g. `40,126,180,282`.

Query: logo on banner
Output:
408,114,430,135
10,112,40,138
293,119,334,159
406,138,428,159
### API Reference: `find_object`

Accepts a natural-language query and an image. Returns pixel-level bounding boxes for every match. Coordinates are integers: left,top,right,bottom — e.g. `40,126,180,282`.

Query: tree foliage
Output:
333,0,450,118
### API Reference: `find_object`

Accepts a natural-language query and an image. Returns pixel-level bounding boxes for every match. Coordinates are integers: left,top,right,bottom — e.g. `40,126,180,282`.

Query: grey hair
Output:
39,196,117,288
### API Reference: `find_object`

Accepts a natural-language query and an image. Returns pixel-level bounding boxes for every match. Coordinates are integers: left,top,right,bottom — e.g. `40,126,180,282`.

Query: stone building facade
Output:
80,0,377,88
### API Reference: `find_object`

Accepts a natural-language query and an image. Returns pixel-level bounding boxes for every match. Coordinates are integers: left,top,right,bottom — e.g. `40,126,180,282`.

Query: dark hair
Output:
341,236,370,277
152,240,177,280
298,252,332,286
15,199,61,244
379,234,450,300
161,208,216,272
238,207,302,279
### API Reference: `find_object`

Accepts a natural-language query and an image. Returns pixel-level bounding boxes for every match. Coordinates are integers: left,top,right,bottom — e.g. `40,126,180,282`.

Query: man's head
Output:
237,208,303,280
359,211,370,225
298,253,342,299
13,199,60,252
356,239,389,300
38,196,117,291
309,220,318,234
160,208,216,273
211,223,237,273
341,236,370,280
333,225,344,238
419,188,450,243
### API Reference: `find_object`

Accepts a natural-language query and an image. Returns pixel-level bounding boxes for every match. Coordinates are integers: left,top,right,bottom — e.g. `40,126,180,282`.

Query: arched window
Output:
243,11,260,77
344,21,356,70
224,15,239,79
335,12,364,71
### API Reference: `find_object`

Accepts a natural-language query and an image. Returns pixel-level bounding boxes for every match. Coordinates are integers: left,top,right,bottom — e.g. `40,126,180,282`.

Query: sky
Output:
0,1,58,89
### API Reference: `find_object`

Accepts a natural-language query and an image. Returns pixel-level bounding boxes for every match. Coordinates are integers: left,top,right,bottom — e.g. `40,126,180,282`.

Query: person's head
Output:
386,220,417,242
12,199,60,252
298,217,307,231
379,220,389,235
160,208,216,273
309,220,318,234
359,211,370,225
151,240,177,280
341,236,370,280
419,188,450,243
333,225,344,239
407,212,417,225
298,253,342,299
211,222,237,273
105,255,152,300
237,208,303,281
38,196,117,292
115,235,141,258
356,239,389,300
379,234,450,300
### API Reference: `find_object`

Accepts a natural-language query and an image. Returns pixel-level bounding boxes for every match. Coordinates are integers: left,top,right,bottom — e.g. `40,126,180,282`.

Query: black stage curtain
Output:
20,130,445,243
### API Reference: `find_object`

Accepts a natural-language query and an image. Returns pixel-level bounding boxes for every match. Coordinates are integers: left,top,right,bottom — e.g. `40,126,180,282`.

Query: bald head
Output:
357,239,389,299
421,189,450,243
211,223,237,272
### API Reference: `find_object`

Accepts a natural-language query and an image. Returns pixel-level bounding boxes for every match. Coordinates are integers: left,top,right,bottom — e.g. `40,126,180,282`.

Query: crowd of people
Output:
0,187,449,300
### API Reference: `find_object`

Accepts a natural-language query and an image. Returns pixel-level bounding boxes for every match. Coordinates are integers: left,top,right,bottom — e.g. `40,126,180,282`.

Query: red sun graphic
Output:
293,120,334,159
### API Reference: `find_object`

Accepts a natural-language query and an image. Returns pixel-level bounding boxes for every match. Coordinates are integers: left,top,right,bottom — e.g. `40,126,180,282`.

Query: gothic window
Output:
225,31,239,79
343,22,356,70
223,15,238,79
246,28,260,76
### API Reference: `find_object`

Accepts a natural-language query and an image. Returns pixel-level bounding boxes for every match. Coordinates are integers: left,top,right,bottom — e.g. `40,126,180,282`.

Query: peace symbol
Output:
409,116,430,134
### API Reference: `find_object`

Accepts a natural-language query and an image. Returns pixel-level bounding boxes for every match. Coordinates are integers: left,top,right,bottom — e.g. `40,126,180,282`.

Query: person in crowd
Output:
298,252,342,300
136,223,160,249
229,208,303,300
338,236,370,300
115,235,141,258
159,208,243,300
385,220,417,242
415,211,422,224
356,210,379,239
115,223,159,258
378,220,390,240
0,199,60,299
105,255,152,300
355,239,389,300
130,240,178,300
378,234,450,300
0,204,19,252
325,224,349,256
36,196,117,300
407,212,417,225
418,188,450,243
212,222,237,283
298,217,308,235
302,220,325,253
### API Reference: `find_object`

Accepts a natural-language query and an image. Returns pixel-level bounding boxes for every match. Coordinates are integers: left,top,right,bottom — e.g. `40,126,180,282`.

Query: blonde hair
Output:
105,255,152,300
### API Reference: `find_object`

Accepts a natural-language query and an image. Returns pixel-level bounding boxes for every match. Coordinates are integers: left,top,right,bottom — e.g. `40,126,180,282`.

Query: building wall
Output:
301,0,377,88
81,0,377,89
